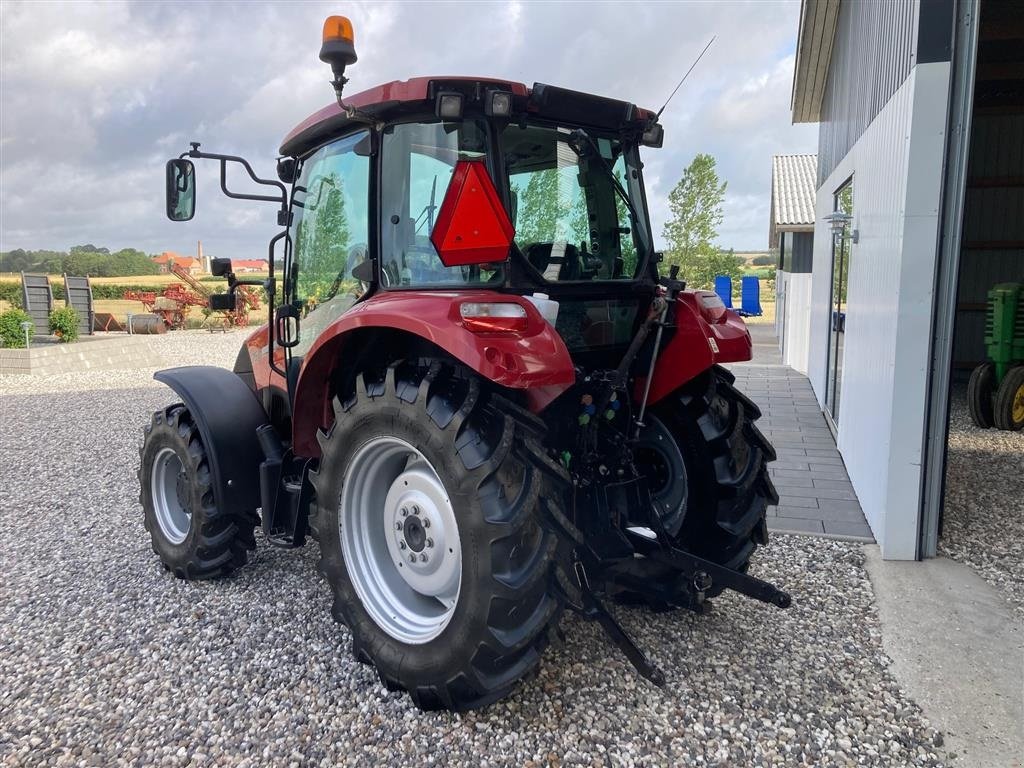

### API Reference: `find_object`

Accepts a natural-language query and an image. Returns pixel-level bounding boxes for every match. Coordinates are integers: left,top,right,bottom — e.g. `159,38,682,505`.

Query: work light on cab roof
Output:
144,12,787,714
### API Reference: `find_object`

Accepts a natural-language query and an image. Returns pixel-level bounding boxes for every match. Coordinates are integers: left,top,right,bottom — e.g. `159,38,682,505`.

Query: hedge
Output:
0,280,266,307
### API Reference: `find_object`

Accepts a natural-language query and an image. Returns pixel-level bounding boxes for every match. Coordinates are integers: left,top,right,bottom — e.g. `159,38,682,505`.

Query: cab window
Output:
502,123,641,282
289,131,370,355
380,120,501,287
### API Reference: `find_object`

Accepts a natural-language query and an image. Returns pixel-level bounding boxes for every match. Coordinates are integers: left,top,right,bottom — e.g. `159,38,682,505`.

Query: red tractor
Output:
141,15,785,711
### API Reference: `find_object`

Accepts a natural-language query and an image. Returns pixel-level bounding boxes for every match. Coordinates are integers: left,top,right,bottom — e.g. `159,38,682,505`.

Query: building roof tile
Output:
772,154,817,227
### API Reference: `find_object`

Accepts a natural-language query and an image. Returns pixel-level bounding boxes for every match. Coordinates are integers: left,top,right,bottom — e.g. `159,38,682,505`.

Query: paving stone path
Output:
728,325,874,541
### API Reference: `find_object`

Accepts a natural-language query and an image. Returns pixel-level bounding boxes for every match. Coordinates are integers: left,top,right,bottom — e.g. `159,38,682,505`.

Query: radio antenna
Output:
656,36,715,119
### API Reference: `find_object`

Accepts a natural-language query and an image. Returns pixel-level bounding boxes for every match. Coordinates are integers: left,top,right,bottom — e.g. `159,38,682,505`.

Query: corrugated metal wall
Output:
953,113,1024,367
808,62,951,558
816,1,918,187
809,70,914,551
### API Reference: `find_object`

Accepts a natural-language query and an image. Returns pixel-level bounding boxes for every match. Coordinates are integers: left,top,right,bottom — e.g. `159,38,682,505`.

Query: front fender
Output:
154,366,270,514
644,291,752,406
291,290,575,456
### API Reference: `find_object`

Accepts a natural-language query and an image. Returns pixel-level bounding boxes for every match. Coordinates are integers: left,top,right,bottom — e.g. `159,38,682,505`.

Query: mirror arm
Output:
181,144,288,214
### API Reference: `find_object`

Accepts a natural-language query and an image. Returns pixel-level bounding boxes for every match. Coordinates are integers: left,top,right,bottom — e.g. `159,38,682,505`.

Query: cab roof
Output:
280,76,656,157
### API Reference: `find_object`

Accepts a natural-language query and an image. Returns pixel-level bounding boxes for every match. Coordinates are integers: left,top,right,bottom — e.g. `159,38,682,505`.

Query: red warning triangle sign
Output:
430,160,515,267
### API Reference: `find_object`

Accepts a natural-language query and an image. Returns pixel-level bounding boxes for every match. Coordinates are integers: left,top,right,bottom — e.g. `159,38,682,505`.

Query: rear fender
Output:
153,366,271,514
643,290,752,406
291,290,575,456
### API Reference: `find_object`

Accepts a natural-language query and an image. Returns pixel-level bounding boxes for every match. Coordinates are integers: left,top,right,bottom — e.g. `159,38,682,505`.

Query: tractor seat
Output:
525,242,581,282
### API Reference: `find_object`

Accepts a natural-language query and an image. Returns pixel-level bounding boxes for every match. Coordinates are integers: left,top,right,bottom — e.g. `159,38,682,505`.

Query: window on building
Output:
825,180,854,425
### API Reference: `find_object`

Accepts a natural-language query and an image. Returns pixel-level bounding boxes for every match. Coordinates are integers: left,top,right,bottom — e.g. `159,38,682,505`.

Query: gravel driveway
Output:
940,389,1024,615
1,332,945,766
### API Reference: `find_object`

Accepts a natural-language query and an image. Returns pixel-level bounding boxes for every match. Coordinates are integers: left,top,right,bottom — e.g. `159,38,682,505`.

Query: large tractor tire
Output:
633,365,776,600
993,365,1024,431
139,404,259,579
967,362,996,428
309,361,565,711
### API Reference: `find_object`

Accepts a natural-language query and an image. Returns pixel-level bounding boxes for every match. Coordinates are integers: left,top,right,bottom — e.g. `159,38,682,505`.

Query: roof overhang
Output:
791,0,841,123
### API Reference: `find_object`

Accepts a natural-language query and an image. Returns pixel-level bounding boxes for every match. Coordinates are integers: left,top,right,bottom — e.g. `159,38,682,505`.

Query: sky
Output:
0,0,817,260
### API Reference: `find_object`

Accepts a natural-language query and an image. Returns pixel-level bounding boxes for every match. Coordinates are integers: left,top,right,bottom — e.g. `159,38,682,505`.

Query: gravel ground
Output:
1,332,945,766
939,387,1024,615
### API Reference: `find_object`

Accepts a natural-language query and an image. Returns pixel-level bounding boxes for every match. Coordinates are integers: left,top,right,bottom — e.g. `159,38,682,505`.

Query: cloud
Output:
0,0,816,257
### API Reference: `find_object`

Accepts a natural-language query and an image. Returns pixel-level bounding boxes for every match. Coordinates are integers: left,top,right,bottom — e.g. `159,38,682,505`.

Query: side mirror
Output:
209,293,237,311
277,157,297,184
210,257,233,277
166,159,196,221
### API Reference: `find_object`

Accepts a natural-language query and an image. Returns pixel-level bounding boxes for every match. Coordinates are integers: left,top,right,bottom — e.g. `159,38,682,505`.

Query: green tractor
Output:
968,282,1024,431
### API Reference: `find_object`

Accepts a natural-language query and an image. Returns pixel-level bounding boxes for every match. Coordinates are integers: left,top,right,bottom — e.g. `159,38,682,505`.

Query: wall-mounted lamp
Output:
824,209,853,234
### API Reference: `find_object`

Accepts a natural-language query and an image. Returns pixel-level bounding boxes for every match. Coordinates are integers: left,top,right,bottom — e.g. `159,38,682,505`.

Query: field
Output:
0,272,269,326
1,270,777,326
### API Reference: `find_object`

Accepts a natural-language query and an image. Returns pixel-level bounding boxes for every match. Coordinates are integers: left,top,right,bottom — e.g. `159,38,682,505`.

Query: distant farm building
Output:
152,252,204,275
231,259,268,273
769,153,817,375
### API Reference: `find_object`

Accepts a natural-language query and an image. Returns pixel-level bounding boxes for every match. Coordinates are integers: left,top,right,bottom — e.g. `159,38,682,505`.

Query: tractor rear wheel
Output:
138,404,259,579
309,361,565,711
968,362,996,428
993,365,1024,431
635,365,776,601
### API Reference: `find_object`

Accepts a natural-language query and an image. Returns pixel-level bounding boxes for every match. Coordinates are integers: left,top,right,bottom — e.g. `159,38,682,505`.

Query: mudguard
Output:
290,290,575,456
644,290,753,406
154,366,271,515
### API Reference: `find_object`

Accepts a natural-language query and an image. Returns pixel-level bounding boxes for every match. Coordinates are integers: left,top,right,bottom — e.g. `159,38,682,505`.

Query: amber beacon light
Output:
320,15,358,87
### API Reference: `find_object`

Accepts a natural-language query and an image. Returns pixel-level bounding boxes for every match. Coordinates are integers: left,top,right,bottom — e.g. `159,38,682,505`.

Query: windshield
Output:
501,123,648,282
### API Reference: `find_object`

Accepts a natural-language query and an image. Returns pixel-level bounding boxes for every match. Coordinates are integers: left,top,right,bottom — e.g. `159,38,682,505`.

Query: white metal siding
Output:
808,62,951,559
816,0,920,186
778,271,812,375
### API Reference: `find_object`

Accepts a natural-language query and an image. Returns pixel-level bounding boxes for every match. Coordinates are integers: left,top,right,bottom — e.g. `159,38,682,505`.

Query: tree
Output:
662,154,739,289
70,244,109,254
514,169,564,245
1,249,29,272
612,169,637,277
295,173,350,302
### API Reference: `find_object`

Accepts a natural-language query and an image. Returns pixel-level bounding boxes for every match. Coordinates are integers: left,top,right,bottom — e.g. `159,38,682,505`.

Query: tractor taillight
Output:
459,302,528,334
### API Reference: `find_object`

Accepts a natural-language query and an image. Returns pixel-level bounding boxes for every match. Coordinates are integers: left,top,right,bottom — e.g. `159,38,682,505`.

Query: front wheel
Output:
310,361,565,711
138,404,258,579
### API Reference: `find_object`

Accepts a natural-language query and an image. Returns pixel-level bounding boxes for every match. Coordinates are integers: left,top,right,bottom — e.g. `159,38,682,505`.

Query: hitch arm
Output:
542,498,666,686
574,562,666,687
629,532,792,608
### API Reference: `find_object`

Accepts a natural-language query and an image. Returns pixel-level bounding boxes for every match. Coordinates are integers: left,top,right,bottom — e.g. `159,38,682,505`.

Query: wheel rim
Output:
340,436,462,645
1013,383,1024,423
151,447,191,544
634,415,688,536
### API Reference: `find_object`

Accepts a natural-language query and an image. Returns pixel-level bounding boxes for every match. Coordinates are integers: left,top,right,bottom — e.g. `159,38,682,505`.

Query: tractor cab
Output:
277,76,664,370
